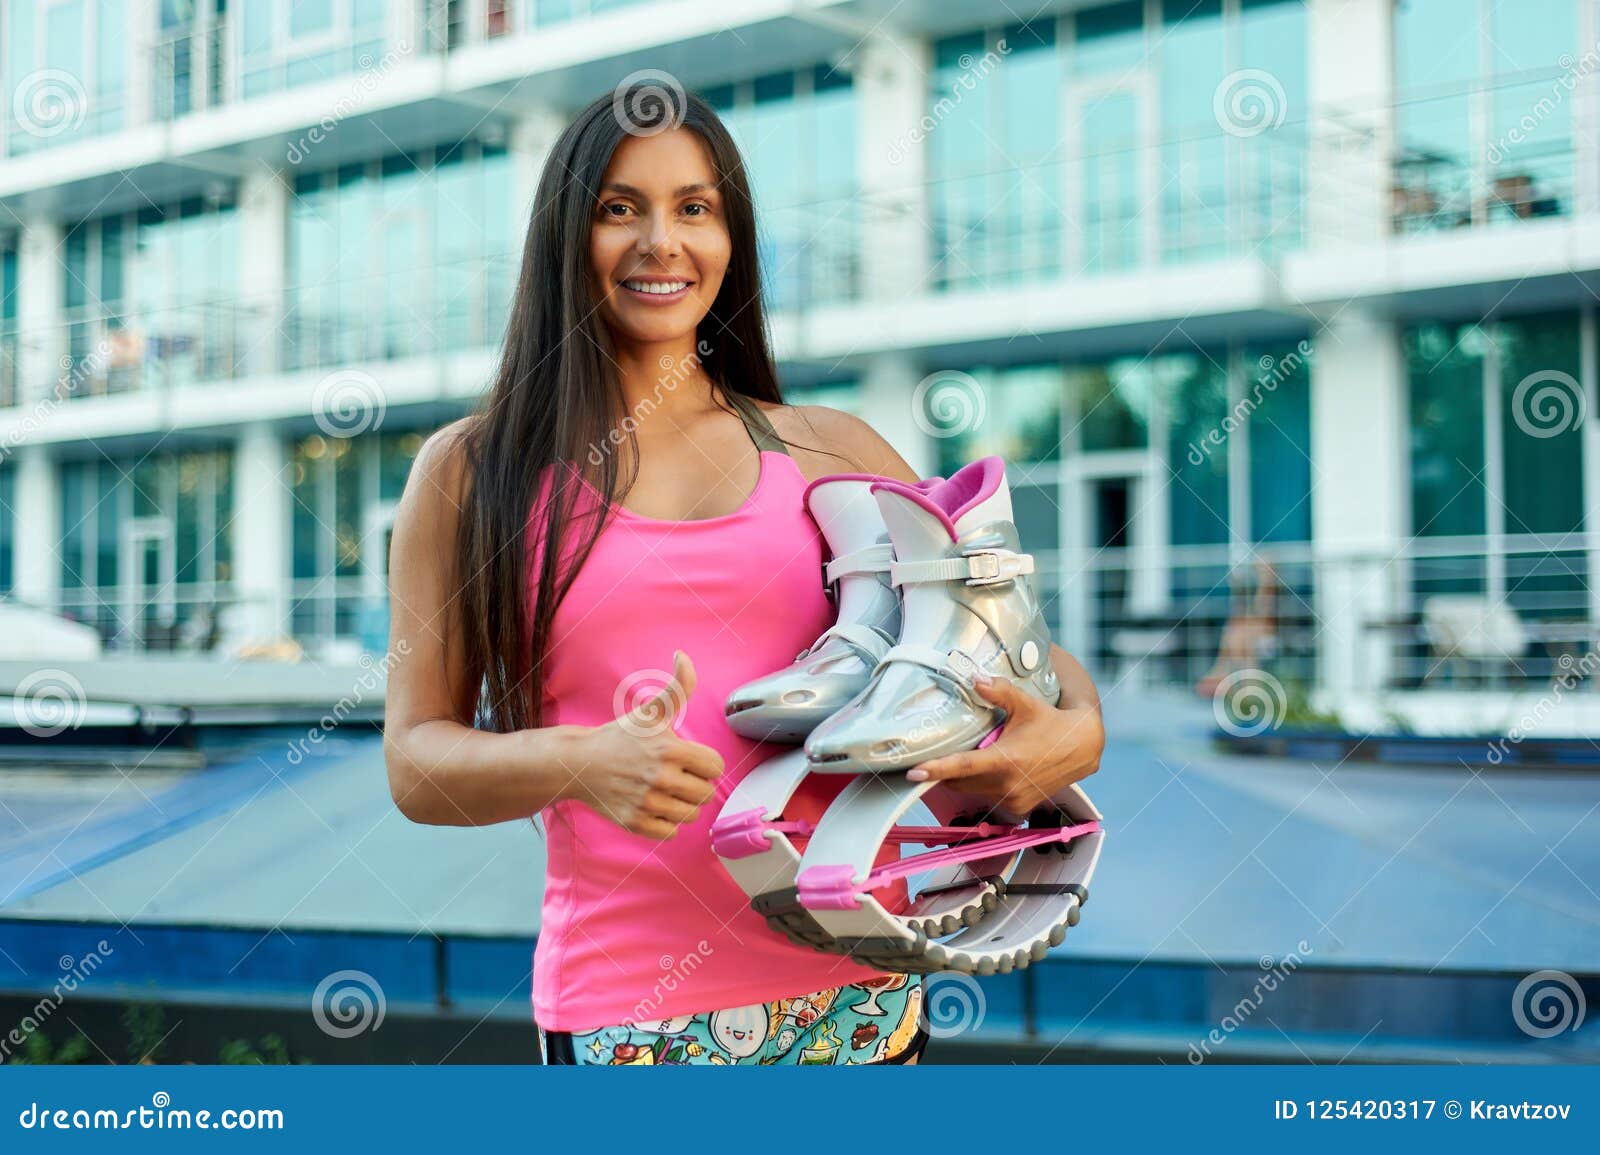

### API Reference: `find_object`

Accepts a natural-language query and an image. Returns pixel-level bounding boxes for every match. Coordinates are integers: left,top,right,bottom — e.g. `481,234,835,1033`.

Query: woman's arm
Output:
382,423,724,833
799,407,1105,809
382,420,588,826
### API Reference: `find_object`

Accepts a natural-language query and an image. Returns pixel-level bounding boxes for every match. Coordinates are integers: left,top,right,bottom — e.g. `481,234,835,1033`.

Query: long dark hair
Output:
453,82,784,734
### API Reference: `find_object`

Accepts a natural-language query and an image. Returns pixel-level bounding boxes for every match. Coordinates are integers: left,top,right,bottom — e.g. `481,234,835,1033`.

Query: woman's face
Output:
589,127,731,347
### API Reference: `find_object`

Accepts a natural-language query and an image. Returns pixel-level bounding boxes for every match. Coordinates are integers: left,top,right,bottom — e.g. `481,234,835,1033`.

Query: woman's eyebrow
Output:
602,181,718,198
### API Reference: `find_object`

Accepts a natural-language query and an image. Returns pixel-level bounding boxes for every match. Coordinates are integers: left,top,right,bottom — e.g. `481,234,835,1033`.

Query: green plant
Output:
219,1033,300,1065
5,1029,92,1065
1269,676,1343,731
123,1001,168,1064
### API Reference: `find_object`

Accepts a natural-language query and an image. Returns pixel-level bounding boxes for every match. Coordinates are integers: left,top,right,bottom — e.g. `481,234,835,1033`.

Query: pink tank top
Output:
526,442,905,1032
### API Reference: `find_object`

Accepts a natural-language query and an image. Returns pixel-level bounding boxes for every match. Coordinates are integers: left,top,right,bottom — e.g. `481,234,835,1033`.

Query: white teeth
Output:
623,280,688,295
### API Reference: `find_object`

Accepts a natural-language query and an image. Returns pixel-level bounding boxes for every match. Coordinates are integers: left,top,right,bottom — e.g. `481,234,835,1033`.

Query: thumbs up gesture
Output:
571,651,727,840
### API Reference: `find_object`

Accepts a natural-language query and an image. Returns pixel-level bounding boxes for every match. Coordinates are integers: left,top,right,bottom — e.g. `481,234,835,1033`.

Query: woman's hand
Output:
905,664,1104,816
569,650,726,839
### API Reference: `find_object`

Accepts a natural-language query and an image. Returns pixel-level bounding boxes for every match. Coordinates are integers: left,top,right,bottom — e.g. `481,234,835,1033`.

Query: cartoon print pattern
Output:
544,974,924,1065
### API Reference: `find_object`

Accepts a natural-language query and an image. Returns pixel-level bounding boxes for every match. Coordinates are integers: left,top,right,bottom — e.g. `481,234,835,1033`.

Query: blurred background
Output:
0,0,1596,1065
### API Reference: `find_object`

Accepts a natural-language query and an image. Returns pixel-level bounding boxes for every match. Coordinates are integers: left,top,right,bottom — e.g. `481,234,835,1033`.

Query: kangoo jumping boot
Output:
711,749,1016,954
723,474,935,742
804,457,1059,773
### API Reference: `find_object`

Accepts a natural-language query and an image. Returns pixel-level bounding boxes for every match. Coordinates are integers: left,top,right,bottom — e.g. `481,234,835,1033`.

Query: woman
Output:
383,83,1105,1066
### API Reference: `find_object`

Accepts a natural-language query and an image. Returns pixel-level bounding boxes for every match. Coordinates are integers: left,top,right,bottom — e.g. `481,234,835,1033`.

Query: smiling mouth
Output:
621,278,692,296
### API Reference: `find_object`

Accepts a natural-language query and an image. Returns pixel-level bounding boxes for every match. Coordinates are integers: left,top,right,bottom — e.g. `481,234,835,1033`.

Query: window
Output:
1242,341,1312,544
4,0,129,155
0,467,14,594
1394,0,1577,231
236,0,388,98
56,448,234,649
1,240,18,407
929,21,1061,290
929,2,1307,287
60,195,241,397
934,364,1063,474
1407,322,1489,537
1406,311,1588,621
715,65,859,311
291,429,425,651
286,140,514,370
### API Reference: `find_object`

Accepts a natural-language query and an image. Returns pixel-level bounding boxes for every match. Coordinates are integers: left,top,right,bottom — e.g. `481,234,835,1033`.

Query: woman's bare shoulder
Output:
758,401,922,484
402,415,479,514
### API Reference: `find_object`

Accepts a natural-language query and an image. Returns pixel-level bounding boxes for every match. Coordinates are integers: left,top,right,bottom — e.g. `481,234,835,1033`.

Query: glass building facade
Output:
0,0,1589,696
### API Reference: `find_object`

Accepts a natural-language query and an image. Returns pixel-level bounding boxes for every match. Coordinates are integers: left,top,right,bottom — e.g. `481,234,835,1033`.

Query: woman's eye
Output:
684,202,711,217
603,202,630,217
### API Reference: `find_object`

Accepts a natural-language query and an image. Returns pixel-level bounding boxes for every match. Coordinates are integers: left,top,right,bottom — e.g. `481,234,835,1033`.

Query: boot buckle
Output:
960,547,1033,586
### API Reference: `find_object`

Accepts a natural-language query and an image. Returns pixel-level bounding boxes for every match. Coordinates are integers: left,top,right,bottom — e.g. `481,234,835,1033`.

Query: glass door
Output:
117,516,176,651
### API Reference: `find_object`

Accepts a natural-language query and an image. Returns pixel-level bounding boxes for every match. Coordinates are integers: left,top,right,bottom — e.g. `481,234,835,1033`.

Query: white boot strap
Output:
823,543,895,585
890,547,1034,588
876,643,981,688
805,622,893,664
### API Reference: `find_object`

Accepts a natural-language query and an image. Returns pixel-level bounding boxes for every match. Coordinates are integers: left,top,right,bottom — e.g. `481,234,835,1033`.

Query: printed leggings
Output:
539,974,926,1066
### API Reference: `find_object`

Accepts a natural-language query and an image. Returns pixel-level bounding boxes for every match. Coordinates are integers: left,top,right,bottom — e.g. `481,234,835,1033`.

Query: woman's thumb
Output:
669,649,697,702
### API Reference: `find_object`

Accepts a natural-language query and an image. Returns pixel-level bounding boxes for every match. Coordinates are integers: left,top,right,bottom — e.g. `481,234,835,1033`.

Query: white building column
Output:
510,104,573,229
12,445,59,610
854,31,932,298
238,168,288,378
17,218,64,406
231,422,291,643
1305,0,1396,247
857,351,935,478
125,0,158,129
388,0,425,54
1310,308,1409,699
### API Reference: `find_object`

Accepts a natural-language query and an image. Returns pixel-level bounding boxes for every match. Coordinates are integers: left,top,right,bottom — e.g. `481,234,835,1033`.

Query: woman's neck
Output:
611,341,721,421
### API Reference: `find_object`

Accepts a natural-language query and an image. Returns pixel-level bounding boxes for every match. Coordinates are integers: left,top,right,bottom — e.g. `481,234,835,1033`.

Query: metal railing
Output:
56,584,239,655
280,253,516,374
1392,83,1577,235
1064,535,1596,698
52,303,246,400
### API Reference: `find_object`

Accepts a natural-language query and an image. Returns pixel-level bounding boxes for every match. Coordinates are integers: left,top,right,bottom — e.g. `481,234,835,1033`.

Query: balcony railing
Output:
281,253,517,374
1065,534,1596,699
53,303,247,400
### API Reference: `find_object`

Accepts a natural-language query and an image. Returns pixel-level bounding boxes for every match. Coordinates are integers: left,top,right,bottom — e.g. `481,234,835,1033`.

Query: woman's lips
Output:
620,279,692,305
